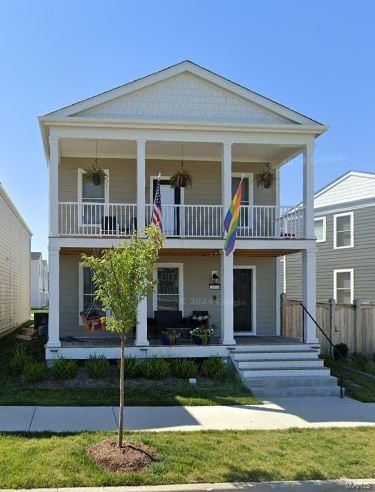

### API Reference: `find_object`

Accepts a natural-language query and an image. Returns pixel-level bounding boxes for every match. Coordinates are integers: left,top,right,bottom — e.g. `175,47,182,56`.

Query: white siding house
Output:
37,61,342,397
31,252,49,308
0,184,32,335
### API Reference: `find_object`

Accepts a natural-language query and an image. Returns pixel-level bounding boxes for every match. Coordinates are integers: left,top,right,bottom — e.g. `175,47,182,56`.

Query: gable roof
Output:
40,60,326,128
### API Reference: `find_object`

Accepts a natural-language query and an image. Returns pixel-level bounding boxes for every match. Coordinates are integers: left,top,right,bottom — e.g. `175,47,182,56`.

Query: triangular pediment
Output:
72,72,294,125
43,61,325,128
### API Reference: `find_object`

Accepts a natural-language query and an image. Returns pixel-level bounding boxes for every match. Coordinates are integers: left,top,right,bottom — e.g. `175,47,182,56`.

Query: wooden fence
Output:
281,294,375,355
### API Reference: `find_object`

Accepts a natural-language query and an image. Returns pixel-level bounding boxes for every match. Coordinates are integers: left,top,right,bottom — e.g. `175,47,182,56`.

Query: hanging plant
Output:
83,165,107,186
255,167,275,189
170,170,194,189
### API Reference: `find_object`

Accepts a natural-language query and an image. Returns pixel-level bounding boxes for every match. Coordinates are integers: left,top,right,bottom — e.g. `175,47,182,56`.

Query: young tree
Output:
82,225,163,447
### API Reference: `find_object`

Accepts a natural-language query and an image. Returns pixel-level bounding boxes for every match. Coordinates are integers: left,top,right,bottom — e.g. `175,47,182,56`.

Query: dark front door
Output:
233,269,252,333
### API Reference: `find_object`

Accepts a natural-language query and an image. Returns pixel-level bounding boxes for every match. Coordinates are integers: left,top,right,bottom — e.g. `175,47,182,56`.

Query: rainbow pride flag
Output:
223,179,243,256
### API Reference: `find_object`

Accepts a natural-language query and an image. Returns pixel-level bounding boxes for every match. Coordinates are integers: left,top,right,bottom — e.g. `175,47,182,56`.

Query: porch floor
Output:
60,335,302,348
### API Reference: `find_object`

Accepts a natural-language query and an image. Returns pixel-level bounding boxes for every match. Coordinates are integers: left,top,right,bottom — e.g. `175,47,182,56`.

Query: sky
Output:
0,0,374,259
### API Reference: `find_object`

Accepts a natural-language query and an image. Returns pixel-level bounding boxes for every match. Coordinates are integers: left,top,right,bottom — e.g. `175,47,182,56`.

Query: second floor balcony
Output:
58,202,305,239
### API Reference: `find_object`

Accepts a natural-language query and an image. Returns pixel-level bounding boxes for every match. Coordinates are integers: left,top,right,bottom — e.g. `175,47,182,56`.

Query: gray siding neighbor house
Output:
282,171,375,303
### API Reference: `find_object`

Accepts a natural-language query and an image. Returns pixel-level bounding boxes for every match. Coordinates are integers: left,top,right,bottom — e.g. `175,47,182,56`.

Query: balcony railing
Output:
58,202,305,239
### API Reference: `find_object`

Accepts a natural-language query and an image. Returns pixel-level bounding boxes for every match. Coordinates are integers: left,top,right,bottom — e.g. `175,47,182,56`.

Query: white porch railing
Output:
58,202,305,239
58,202,137,236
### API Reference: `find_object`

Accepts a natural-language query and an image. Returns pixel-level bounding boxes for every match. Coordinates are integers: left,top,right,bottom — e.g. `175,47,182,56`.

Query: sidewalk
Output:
0,397,374,432
1,480,375,491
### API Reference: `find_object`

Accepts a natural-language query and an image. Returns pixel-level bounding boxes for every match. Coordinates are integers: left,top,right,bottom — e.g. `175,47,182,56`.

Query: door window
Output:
157,267,180,311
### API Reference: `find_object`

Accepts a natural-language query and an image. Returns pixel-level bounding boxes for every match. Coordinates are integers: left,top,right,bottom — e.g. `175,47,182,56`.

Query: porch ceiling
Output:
60,247,300,257
59,138,303,167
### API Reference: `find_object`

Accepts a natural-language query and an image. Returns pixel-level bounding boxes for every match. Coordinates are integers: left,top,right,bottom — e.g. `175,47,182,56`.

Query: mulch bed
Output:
87,438,158,473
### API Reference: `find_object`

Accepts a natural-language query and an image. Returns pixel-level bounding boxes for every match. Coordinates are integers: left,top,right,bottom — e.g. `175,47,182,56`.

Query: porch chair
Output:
154,310,189,339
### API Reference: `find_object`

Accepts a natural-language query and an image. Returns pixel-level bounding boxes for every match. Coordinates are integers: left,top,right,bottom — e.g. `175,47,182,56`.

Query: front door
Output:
233,268,252,334
153,179,181,236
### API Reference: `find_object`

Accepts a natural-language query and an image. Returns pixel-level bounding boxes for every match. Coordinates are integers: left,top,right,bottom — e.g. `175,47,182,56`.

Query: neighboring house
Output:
282,171,375,303
31,252,49,308
39,60,328,369
0,184,32,336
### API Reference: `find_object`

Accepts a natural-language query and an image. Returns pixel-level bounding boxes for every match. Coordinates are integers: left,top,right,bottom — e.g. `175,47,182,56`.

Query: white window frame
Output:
149,175,185,205
314,216,326,243
333,212,354,249
77,168,109,227
153,262,184,315
333,268,354,304
233,264,257,336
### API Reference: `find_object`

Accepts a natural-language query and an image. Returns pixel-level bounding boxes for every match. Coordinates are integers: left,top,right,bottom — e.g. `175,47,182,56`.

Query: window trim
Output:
333,212,354,249
153,263,184,315
333,268,354,304
314,216,326,243
231,172,254,207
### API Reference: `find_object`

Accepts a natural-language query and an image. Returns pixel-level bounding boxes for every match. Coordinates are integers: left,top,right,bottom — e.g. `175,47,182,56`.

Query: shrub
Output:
22,360,47,382
141,358,171,380
213,365,238,382
202,356,225,378
9,344,33,375
85,355,109,378
124,357,142,378
51,358,78,379
172,359,198,379
333,343,349,361
350,353,371,373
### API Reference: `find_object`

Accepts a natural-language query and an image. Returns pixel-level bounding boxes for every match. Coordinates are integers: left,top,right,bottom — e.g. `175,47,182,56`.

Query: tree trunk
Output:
117,334,125,448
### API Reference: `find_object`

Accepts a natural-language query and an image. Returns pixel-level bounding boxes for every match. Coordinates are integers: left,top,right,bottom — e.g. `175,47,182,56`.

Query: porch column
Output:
221,142,232,216
303,143,315,239
302,249,319,344
136,139,146,237
135,297,149,346
47,245,61,347
220,251,236,345
49,136,59,236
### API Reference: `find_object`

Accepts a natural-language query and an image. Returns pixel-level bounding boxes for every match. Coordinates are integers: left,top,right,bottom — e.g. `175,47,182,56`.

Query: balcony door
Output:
152,178,182,236
231,173,253,237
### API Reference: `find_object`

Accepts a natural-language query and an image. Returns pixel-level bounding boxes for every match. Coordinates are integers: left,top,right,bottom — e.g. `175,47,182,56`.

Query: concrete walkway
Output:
0,397,374,432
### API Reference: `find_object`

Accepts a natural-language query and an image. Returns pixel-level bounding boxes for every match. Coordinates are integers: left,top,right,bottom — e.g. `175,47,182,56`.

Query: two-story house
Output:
282,171,375,303
39,61,329,373
31,252,49,309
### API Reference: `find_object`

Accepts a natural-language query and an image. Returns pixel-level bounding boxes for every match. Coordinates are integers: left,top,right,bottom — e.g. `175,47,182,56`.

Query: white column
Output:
136,139,146,237
220,250,236,345
221,142,232,216
302,249,319,344
49,136,59,236
47,245,61,347
135,296,149,346
303,143,315,239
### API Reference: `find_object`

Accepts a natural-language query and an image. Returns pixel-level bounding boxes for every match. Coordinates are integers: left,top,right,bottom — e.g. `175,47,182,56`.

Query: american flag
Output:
152,179,163,234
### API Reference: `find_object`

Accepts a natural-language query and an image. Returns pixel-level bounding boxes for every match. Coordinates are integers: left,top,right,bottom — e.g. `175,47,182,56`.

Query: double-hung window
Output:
334,212,354,249
334,269,354,304
314,217,326,242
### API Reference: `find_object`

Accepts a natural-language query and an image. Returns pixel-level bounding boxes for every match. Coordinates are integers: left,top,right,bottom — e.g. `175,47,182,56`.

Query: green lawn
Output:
0,326,259,406
0,428,374,488
324,357,375,403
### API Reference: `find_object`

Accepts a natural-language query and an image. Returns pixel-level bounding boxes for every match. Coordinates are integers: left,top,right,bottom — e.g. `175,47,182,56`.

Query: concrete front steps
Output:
230,344,341,398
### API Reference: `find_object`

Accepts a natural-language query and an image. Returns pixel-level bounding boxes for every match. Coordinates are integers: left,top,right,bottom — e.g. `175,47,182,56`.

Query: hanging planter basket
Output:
83,166,107,186
170,170,194,189
255,169,275,189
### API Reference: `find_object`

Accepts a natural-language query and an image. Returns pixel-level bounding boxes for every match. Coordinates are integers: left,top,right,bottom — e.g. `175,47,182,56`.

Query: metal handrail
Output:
300,302,344,398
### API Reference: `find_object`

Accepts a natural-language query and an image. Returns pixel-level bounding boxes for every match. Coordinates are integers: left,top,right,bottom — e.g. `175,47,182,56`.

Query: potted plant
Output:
170,170,194,188
84,165,107,186
161,329,180,345
190,327,215,345
255,167,275,189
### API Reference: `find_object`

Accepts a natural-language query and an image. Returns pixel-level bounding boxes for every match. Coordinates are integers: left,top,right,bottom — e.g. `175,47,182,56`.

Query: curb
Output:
2,479,375,491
